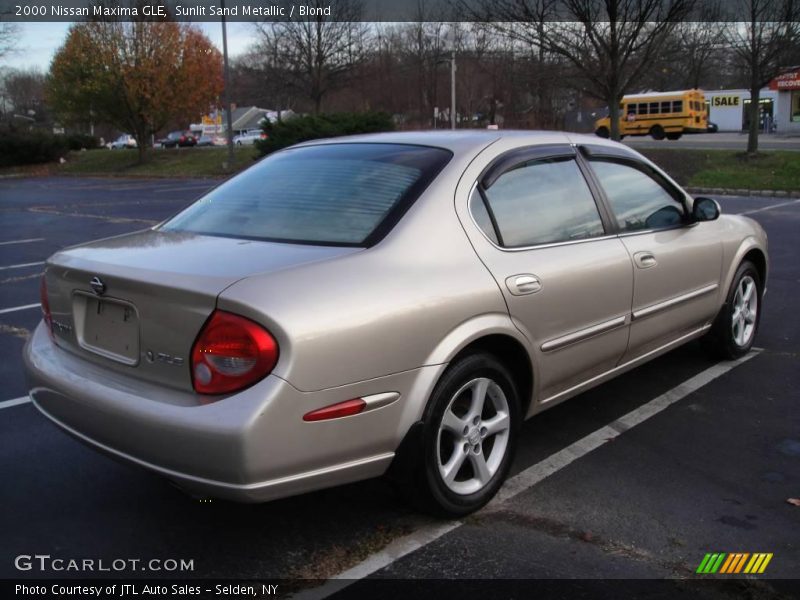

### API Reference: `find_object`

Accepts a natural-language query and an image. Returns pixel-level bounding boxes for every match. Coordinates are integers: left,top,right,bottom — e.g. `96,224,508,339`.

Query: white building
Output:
705,67,800,134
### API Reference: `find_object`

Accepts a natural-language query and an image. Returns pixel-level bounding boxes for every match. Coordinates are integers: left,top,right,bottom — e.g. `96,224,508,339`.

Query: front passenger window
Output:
590,160,684,232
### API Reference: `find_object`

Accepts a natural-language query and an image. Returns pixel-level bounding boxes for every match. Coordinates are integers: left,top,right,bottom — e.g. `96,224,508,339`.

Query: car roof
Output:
294,130,626,156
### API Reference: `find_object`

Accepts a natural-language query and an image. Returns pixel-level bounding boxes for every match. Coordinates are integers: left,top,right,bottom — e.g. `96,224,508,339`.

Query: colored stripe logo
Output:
696,553,773,574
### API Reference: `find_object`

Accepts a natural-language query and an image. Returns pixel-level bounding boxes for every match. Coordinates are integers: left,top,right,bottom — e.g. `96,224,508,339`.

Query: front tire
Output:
595,127,609,138
705,261,762,359
408,353,520,517
650,125,666,140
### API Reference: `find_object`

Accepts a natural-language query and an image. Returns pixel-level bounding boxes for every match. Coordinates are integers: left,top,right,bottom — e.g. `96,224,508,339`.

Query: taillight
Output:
40,275,53,338
191,310,278,395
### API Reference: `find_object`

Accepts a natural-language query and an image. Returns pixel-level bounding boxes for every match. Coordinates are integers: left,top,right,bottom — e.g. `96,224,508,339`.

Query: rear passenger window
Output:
475,158,605,247
590,160,685,232
673,100,683,112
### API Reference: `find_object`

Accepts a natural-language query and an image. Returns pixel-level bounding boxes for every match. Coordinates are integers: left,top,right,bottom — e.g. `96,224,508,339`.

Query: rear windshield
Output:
160,143,452,246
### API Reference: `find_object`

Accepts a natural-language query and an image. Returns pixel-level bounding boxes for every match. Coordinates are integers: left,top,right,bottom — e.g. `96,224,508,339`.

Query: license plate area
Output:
73,292,140,365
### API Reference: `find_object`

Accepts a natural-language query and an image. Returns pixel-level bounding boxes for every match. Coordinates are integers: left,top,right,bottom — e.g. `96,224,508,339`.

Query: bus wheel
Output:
650,125,665,140
666,132,682,140
595,127,609,138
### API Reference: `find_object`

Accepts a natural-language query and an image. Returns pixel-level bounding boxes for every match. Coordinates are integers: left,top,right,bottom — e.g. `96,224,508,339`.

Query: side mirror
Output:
691,197,720,222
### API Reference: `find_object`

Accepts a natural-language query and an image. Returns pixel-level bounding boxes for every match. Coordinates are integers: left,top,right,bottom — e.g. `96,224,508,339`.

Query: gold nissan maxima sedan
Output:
24,131,767,516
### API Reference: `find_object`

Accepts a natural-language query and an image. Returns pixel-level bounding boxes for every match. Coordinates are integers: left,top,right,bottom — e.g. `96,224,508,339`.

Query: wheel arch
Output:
448,334,534,419
722,238,768,303
419,314,536,421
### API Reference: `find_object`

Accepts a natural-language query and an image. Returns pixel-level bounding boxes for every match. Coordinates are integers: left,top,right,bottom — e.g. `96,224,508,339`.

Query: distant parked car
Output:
233,130,267,146
197,135,227,147
707,122,719,133
107,134,137,150
159,131,197,148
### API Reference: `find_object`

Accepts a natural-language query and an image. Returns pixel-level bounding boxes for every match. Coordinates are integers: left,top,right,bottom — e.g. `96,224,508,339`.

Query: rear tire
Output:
704,261,762,359
403,353,520,517
595,127,609,138
650,125,666,140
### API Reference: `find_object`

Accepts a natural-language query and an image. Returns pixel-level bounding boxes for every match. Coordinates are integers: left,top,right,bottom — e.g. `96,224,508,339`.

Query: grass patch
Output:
53,146,259,178
639,149,800,191
3,145,797,191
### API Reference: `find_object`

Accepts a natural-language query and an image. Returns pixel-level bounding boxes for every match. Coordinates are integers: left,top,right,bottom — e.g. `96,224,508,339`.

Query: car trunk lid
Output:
44,229,359,392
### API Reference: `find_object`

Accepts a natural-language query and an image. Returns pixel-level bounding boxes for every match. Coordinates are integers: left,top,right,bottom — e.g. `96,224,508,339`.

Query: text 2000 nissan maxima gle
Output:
24,131,767,515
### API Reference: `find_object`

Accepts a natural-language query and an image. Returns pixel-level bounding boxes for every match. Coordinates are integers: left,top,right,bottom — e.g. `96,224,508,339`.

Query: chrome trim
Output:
541,315,628,353
632,283,719,320
540,324,712,406
466,181,617,252
617,223,689,238
362,391,400,411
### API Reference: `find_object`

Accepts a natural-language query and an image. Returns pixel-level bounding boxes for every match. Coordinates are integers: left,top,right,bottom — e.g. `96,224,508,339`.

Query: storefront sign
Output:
711,95,740,107
769,70,800,90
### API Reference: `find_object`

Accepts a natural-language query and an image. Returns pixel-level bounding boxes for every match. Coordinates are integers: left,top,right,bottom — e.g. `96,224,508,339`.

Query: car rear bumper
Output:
24,322,434,502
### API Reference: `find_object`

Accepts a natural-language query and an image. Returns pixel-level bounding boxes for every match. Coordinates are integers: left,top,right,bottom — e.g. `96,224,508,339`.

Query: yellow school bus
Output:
594,89,708,140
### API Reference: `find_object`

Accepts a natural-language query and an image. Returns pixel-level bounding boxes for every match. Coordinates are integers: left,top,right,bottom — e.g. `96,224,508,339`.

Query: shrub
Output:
65,133,101,151
0,130,69,167
255,111,394,156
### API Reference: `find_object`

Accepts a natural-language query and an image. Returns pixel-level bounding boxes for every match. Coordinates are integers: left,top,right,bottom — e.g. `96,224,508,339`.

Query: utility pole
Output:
221,0,235,167
450,49,456,130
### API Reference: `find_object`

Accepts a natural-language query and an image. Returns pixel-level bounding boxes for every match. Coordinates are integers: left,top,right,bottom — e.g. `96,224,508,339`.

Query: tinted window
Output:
479,158,605,247
469,190,499,244
661,101,671,113
638,103,648,115
673,100,683,112
161,144,451,246
590,160,684,232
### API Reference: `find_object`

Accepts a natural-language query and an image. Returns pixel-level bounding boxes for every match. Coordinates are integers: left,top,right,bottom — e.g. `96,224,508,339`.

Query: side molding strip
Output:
541,315,627,353
632,283,719,320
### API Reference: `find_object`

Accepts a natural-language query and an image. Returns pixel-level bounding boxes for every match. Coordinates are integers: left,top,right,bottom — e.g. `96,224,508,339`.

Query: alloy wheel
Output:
436,377,510,496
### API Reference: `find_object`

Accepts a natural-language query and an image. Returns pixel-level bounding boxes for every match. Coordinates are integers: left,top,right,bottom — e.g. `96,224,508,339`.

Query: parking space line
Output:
739,198,800,215
0,396,31,410
0,238,44,246
0,261,45,271
292,349,762,600
0,303,40,315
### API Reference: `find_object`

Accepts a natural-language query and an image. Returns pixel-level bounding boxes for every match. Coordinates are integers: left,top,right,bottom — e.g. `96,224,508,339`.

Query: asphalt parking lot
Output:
0,177,798,597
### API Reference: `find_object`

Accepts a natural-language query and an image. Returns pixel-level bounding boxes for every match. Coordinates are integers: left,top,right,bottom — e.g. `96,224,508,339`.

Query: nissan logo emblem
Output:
90,276,106,295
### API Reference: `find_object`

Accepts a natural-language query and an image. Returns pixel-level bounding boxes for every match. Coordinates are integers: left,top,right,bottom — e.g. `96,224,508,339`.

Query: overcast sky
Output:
5,22,256,72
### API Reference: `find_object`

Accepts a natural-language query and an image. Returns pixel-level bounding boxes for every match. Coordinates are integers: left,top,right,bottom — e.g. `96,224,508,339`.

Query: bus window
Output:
638,103,648,115
673,100,683,113
661,101,671,113
649,102,659,114
626,104,636,115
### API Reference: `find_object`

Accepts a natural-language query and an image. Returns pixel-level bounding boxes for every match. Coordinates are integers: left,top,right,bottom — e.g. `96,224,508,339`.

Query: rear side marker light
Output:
303,399,366,422
302,393,400,422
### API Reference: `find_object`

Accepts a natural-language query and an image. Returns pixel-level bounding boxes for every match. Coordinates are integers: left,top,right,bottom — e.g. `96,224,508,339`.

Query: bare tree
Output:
3,68,47,120
0,23,18,62
725,0,800,153
255,0,370,114
673,2,727,90
471,0,695,139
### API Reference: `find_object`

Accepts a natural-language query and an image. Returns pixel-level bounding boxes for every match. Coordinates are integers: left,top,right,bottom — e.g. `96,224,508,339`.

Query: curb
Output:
686,187,800,198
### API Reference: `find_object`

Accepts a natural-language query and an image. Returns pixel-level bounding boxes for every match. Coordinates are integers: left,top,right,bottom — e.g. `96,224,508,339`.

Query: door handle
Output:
506,274,542,295
633,251,657,269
